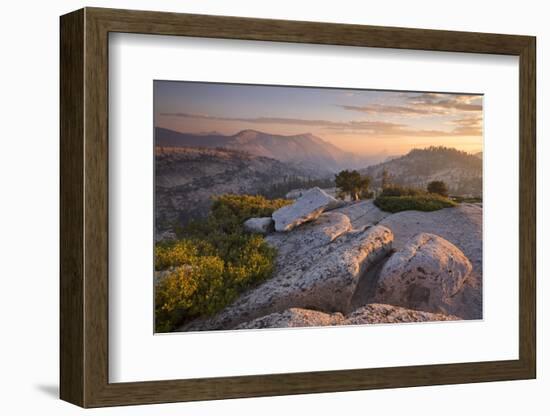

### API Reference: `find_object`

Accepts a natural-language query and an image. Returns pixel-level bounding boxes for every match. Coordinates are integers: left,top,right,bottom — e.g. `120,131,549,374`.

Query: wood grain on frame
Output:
60,7,536,408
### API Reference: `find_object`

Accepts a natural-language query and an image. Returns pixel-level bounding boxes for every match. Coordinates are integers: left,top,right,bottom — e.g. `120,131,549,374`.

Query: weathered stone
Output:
378,204,482,319
344,303,460,324
180,224,393,331
155,230,177,243
333,199,391,229
235,303,459,330
272,187,343,231
243,217,274,234
285,188,306,200
373,233,472,315
266,212,352,258
235,308,345,329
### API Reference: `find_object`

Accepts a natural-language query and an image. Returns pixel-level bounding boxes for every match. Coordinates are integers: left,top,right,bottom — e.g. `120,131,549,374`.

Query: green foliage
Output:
379,185,425,197
155,194,287,332
155,239,215,270
155,257,225,333
427,180,449,197
374,194,457,213
450,195,483,203
335,170,372,201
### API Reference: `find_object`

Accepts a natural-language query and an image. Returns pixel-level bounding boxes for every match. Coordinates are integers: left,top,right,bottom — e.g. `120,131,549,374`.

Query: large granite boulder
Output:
378,204,482,319
243,217,274,234
373,233,472,315
180,221,393,331
272,187,344,232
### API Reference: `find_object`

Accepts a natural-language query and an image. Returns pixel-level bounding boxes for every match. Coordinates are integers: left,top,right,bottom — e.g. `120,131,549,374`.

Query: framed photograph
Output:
60,7,536,408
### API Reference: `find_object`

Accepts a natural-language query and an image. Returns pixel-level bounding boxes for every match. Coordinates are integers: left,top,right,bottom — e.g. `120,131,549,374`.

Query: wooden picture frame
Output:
60,7,536,408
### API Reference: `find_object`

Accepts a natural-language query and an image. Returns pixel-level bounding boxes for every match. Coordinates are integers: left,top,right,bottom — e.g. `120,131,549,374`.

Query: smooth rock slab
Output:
243,217,274,234
181,223,393,331
373,233,472,315
272,187,343,232
266,212,352,259
333,199,391,229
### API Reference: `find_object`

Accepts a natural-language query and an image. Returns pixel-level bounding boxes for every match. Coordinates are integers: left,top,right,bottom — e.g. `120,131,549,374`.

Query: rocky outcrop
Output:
180,219,393,331
243,217,274,234
346,303,460,324
272,187,344,232
235,308,345,329
266,212,352,257
333,199,391,229
178,201,482,332
373,233,472,315
236,303,459,329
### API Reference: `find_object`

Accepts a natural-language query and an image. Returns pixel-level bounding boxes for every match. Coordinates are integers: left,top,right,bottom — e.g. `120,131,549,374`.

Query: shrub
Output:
212,194,290,224
155,256,225,332
379,185,425,197
374,194,457,213
155,194,285,332
155,239,215,270
427,180,449,197
182,194,290,237
450,195,482,203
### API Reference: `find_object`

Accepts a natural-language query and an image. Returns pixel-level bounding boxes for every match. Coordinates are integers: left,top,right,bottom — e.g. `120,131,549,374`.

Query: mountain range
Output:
155,127,372,175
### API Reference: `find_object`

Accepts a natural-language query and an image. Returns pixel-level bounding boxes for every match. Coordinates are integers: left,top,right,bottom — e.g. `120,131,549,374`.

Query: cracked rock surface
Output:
236,303,459,330
372,233,472,316
180,214,393,331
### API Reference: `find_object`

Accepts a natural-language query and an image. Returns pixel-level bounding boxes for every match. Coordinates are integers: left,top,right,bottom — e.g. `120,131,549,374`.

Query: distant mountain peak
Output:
233,129,321,141
233,129,263,137
155,127,374,174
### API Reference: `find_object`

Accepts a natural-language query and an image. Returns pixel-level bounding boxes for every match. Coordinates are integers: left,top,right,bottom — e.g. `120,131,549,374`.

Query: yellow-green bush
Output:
155,194,287,332
155,256,225,332
155,239,216,270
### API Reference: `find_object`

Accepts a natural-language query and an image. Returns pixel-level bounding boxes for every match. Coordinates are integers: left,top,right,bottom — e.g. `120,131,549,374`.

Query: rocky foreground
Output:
178,187,482,331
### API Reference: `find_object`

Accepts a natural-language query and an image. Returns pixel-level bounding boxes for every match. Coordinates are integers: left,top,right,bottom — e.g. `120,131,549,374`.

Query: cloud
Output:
338,93,482,116
407,93,482,112
446,115,483,136
159,112,348,128
338,104,439,116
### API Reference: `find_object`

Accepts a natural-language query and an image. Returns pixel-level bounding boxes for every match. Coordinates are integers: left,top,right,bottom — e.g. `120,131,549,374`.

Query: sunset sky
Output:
154,81,483,157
